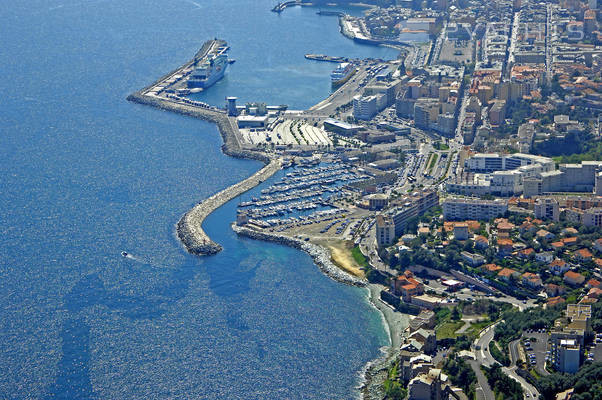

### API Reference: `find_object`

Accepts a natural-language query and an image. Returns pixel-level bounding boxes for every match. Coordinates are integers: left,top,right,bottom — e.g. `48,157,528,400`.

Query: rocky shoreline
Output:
233,225,409,400
232,224,366,287
127,59,274,256
360,284,408,400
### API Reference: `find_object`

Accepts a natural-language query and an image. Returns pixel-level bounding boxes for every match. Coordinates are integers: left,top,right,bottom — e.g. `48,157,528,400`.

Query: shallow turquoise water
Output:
0,0,393,398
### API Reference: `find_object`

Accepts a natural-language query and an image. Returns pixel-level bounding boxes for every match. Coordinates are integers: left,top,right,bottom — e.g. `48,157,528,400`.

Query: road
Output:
545,3,553,84
468,323,499,400
474,322,498,367
502,365,540,400
358,220,396,276
306,60,393,117
507,11,521,78
473,323,541,399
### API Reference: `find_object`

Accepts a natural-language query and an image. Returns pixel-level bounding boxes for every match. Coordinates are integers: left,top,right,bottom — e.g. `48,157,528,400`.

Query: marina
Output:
237,161,370,241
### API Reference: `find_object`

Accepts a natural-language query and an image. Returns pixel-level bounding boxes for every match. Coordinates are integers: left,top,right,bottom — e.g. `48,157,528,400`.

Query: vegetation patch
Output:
490,341,510,367
351,245,369,268
427,153,439,174
383,362,407,400
443,353,476,399
482,365,523,400
436,320,464,340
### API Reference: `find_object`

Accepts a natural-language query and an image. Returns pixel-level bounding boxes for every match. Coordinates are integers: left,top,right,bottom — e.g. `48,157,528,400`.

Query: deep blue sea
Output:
0,1,397,398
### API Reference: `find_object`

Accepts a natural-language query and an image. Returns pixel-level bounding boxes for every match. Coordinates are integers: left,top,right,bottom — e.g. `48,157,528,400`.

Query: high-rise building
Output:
414,100,439,130
534,198,560,221
376,215,395,246
556,340,581,373
353,95,378,120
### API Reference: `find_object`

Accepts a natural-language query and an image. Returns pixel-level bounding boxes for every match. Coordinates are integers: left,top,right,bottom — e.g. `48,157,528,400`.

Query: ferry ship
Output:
188,53,229,89
330,62,356,87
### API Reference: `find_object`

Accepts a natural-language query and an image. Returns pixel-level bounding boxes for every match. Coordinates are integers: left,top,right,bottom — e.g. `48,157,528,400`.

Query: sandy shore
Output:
314,239,365,278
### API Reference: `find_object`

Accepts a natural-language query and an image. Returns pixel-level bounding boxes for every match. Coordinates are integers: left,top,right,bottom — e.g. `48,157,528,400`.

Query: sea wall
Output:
175,158,281,255
232,224,366,287
126,93,269,163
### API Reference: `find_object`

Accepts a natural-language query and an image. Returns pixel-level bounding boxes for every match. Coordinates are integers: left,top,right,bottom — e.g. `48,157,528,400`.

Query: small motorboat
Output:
121,251,128,257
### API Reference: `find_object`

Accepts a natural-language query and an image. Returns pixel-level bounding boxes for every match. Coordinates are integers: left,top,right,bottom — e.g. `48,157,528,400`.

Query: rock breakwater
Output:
176,158,281,255
126,93,269,163
232,224,366,287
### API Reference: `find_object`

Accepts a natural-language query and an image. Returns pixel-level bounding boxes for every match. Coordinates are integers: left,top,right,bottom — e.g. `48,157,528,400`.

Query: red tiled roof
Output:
564,270,584,281
498,268,517,277
547,296,565,306
497,222,515,230
482,263,501,272
550,259,567,267
561,237,578,245
575,248,593,259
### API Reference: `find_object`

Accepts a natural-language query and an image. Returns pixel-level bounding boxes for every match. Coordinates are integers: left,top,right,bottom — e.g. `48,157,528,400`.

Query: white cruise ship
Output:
330,62,356,86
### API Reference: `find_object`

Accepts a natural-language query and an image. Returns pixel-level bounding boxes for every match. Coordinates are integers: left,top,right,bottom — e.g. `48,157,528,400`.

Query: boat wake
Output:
120,251,176,270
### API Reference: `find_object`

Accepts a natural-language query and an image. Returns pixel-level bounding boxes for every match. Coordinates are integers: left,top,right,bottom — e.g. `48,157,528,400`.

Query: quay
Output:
316,10,344,16
127,39,281,256
177,158,282,256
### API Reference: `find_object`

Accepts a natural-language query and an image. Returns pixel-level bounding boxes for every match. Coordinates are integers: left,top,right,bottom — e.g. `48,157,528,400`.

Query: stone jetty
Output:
177,158,282,255
127,39,279,256
232,224,366,287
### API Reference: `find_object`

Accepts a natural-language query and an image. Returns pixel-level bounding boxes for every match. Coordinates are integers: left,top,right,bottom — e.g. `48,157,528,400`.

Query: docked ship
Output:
330,62,356,87
188,49,229,89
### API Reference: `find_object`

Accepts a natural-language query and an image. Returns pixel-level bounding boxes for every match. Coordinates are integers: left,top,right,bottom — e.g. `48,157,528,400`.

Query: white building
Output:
376,215,395,246
449,153,556,196
442,197,508,221
464,153,555,173
534,198,560,221
353,95,378,120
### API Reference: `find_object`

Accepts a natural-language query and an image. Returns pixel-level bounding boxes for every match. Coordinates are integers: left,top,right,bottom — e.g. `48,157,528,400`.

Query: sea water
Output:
0,0,395,398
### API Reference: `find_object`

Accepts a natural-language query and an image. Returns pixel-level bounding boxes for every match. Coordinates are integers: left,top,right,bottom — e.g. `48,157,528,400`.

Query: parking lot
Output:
523,331,549,375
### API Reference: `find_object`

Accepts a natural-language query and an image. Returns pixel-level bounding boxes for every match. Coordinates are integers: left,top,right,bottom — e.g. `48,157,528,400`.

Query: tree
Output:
451,306,461,321
398,252,412,269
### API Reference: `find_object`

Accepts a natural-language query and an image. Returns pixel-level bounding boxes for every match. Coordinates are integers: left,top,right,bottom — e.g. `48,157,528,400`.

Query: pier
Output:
177,158,282,255
271,0,309,13
127,38,269,162
316,10,344,16
127,38,281,255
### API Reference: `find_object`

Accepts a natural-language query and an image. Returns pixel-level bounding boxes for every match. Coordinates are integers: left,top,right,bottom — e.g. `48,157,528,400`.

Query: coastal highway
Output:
306,65,371,116
474,323,499,367
502,365,540,399
359,222,397,276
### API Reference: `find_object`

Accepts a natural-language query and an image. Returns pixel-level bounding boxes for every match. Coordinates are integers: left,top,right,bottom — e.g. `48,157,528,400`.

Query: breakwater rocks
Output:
176,158,282,255
232,225,366,287
126,93,269,163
